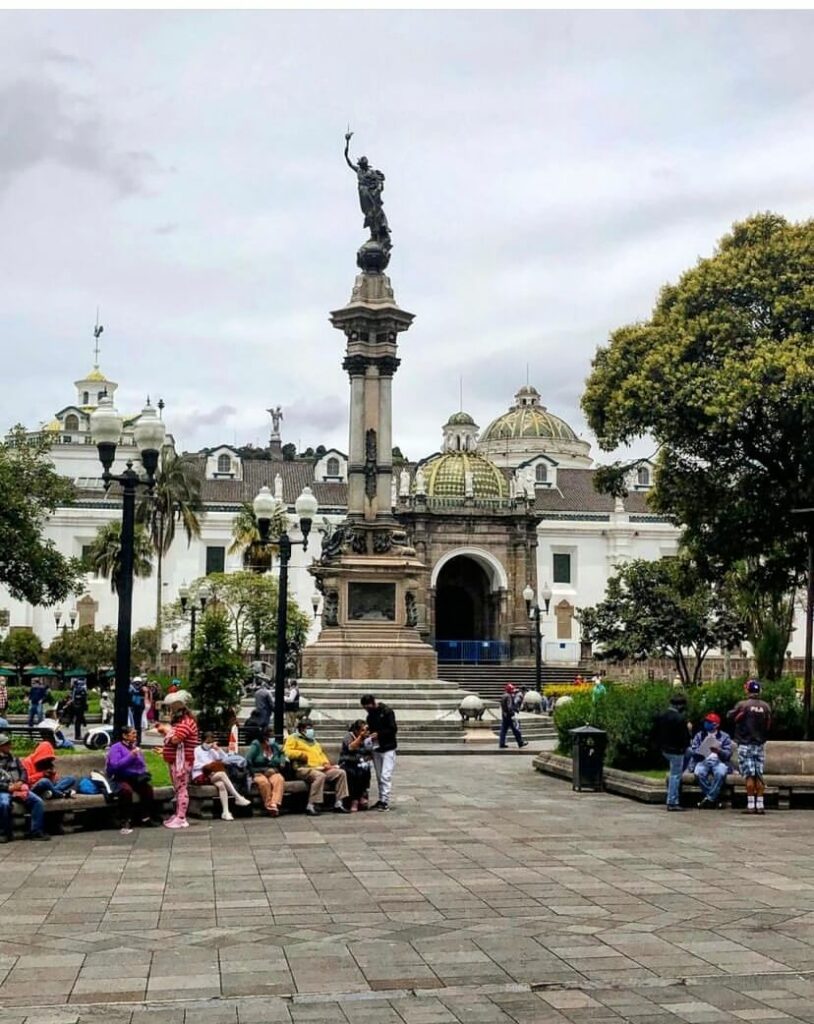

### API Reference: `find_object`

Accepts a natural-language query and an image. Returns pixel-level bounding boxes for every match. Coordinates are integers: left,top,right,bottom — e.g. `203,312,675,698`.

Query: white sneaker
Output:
235,795,251,807
120,826,134,835
221,811,234,821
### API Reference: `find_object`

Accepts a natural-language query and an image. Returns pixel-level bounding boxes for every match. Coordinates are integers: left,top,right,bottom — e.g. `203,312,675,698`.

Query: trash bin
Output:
569,725,607,791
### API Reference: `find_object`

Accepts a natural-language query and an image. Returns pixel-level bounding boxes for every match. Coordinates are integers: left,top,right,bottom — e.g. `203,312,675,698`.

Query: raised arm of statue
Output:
344,132,357,172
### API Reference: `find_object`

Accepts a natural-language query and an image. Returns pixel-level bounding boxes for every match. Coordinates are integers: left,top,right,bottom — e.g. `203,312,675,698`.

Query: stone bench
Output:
188,778,311,819
682,742,814,809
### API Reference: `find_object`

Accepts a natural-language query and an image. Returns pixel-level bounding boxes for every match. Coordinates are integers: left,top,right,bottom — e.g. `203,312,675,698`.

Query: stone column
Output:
347,367,366,516
376,370,393,520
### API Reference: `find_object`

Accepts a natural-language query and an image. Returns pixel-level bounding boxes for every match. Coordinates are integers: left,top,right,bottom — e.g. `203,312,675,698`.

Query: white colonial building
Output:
1,365,807,667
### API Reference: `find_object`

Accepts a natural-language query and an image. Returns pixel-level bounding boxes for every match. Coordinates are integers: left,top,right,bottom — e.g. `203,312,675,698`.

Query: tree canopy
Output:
583,213,814,585
0,428,83,605
188,610,245,730
46,625,116,682
578,557,745,685
1,629,44,678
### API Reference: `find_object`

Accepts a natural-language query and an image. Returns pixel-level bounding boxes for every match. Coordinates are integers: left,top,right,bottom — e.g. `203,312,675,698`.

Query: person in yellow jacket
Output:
283,719,349,816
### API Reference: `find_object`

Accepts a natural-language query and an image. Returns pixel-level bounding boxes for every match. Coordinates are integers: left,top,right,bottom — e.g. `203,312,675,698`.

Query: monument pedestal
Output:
302,257,438,682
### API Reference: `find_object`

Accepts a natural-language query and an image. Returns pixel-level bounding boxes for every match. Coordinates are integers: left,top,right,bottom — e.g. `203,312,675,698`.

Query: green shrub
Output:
553,677,803,772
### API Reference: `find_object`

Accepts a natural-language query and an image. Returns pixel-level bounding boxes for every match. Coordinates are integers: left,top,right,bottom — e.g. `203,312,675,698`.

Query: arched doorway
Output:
435,556,492,641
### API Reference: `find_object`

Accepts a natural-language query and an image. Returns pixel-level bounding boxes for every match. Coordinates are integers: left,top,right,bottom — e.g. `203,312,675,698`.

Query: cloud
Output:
0,75,156,196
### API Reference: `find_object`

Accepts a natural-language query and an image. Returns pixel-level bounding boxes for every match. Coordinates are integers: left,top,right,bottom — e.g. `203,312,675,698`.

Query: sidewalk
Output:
2,754,814,1023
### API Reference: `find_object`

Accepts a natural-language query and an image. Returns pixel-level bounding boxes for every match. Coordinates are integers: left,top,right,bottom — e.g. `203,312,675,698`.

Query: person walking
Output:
653,692,691,812
498,684,528,750
360,694,399,809
70,676,89,741
728,679,772,815
161,704,199,829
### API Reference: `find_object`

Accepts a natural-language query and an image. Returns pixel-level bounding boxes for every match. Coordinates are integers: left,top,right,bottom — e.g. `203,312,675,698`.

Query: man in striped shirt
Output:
162,706,199,829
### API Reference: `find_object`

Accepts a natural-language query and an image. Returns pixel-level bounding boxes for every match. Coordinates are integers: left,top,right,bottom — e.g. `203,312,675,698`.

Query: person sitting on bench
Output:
246,727,288,817
21,740,76,799
283,719,349,817
192,732,251,821
106,726,158,834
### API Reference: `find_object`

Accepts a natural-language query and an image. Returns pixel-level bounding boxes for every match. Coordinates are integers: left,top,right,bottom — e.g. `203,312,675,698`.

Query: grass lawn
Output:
632,768,668,780
10,738,171,787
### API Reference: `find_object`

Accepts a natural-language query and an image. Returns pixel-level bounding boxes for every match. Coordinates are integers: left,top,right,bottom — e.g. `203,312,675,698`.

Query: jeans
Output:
663,751,684,807
373,750,397,804
28,702,43,731
32,777,76,798
499,716,524,748
694,757,729,801
0,790,45,835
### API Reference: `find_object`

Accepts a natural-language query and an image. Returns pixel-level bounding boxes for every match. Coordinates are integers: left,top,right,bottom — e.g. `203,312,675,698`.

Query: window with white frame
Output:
217,453,232,474
535,463,548,484
326,456,340,476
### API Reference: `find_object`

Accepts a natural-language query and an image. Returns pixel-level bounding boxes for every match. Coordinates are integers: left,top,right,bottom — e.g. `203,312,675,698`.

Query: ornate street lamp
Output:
523,581,553,694
253,484,318,742
179,580,210,652
311,592,322,619
90,395,166,735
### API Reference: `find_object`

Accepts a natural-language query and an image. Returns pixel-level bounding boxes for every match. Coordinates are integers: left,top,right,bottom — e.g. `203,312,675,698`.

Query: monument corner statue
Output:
345,131,392,272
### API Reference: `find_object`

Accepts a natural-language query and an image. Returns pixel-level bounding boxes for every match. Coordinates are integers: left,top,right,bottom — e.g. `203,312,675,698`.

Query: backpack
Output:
129,684,144,707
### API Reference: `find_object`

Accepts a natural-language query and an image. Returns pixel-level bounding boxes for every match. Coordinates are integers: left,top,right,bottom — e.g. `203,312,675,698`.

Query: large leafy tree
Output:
188,609,245,731
1,630,44,682
137,449,203,667
583,214,813,671
578,557,746,685
46,625,116,684
169,571,310,661
84,521,154,594
0,428,83,604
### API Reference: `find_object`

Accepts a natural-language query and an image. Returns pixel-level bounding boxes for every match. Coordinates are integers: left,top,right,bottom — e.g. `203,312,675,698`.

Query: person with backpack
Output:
728,679,773,815
70,677,89,741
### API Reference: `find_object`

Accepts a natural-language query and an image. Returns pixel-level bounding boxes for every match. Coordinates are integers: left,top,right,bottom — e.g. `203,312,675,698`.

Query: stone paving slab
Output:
2,755,814,1022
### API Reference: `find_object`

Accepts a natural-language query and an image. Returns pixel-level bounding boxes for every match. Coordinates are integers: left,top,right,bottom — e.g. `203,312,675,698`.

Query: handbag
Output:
202,760,228,776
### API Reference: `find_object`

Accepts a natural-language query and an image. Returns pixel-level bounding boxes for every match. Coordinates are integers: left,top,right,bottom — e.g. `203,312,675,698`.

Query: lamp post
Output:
179,581,210,653
90,395,166,736
523,581,553,694
311,592,321,619
253,484,318,743
791,508,814,740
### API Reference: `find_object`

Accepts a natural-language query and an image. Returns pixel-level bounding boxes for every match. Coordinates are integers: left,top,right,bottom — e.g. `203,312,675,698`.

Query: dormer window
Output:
636,466,650,487
535,463,548,484
326,456,340,477
217,454,232,474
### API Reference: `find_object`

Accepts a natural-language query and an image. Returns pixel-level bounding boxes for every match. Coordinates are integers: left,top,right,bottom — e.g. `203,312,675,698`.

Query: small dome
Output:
85,368,108,382
418,451,508,501
43,419,61,433
445,411,476,426
481,385,578,443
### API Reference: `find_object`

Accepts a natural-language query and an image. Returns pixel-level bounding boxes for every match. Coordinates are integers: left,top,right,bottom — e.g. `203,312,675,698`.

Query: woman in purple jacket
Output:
105,726,157,834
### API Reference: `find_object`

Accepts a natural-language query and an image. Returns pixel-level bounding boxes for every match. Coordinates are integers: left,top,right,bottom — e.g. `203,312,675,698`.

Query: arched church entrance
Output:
435,556,492,641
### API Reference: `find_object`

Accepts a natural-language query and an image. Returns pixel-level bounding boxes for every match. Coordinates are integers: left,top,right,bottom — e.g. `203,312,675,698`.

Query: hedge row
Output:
553,678,804,771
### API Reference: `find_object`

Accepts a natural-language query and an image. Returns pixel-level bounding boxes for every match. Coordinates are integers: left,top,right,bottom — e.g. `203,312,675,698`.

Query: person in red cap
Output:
689,711,733,808
499,684,528,749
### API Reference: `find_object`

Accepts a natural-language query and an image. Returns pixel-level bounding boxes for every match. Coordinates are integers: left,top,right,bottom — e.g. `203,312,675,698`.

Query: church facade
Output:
1,361,701,669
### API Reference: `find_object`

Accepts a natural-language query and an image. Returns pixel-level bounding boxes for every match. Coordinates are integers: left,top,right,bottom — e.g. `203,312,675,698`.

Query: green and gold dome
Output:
480,385,578,443
418,450,509,501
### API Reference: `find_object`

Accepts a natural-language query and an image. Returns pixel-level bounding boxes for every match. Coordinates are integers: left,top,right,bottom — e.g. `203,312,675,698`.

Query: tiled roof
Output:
535,469,653,514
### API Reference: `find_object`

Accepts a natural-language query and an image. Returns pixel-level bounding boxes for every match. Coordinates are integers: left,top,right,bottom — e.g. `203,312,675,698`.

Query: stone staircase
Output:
240,677,555,754
438,663,591,702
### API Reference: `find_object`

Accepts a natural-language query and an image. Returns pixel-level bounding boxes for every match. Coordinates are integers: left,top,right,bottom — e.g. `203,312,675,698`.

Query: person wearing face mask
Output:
192,732,252,822
283,719,349,816
689,713,733,808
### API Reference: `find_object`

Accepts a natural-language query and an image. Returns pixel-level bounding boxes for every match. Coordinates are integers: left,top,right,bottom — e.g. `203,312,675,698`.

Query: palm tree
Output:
85,522,154,595
137,449,204,666
228,501,288,572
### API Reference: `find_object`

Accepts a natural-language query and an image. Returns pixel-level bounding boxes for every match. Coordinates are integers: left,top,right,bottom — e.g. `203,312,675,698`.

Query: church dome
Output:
481,385,578,443
445,411,476,426
417,450,508,501
85,367,108,383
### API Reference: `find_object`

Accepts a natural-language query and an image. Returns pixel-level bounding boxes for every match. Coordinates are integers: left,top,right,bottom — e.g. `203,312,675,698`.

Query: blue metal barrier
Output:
435,640,510,664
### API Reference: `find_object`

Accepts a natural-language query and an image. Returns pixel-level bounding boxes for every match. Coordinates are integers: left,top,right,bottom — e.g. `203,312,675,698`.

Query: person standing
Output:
728,679,772,815
129,677,146,743
70,676,89,741
161,705,199,829
498,684,528,750
284,678,301,734
254,680,274,731
0,677,7,720
653,692,691,812
360,694,399,810
27,680,50,736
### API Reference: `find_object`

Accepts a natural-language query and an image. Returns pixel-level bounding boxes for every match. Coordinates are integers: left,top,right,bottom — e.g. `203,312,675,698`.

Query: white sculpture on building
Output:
399,467,410,497
391,474,398,508
415,466,426,495
274,473,283,501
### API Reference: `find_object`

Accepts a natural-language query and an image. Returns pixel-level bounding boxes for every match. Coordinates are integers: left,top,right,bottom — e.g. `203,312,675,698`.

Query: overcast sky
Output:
2,11,812,464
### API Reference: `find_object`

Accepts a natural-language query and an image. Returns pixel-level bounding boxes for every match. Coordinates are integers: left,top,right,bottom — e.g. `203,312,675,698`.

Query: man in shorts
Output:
728,679,772,815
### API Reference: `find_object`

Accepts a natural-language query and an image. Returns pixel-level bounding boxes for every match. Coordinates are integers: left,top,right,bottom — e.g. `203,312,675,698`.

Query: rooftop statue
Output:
345,131,392,271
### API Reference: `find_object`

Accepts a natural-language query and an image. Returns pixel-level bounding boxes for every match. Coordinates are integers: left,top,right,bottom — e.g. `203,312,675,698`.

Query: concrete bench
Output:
682,742,814,809
188,778,310,819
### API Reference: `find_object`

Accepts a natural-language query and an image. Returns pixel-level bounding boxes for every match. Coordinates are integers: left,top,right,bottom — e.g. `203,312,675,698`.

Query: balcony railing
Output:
435,639,510,664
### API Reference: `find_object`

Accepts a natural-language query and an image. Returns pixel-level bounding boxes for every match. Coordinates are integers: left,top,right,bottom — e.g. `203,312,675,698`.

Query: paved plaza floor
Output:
2,754,814,1024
